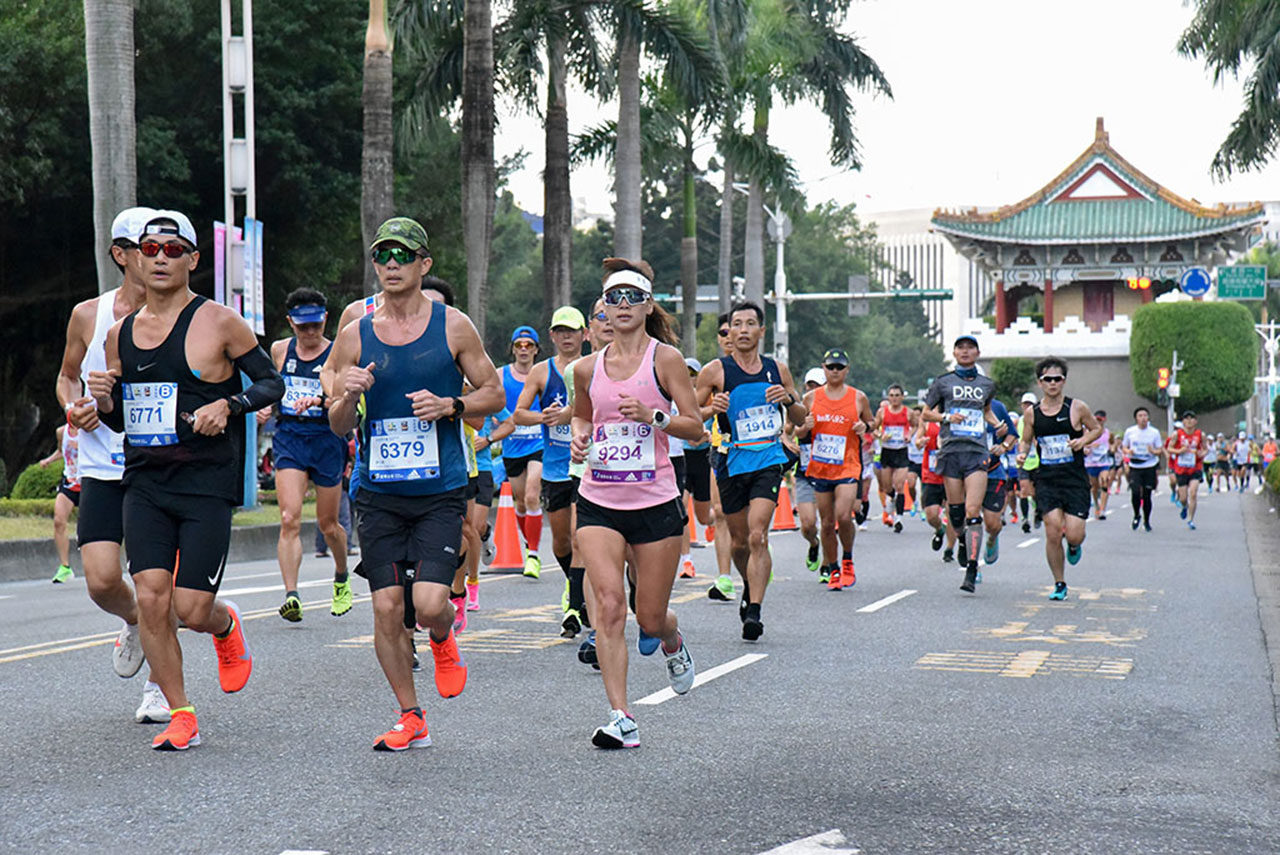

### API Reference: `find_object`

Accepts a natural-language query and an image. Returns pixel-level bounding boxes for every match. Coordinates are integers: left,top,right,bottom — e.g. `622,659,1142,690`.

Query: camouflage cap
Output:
370,217,429,253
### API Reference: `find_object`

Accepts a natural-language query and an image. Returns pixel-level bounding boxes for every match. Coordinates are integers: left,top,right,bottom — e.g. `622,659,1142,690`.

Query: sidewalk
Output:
1244,490,1280,733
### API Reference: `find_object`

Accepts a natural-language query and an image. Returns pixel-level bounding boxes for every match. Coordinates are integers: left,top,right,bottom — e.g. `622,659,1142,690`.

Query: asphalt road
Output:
2,486,1277,855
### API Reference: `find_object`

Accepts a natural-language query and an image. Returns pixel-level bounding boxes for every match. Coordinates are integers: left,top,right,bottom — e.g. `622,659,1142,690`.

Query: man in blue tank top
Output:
326,217,504,751
501,325,546,578
262,287,353,623
695,301,806,641
514,306,588,637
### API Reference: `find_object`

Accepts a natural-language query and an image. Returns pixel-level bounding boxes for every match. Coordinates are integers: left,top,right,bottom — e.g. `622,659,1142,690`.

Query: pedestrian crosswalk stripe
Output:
914,649,1133,679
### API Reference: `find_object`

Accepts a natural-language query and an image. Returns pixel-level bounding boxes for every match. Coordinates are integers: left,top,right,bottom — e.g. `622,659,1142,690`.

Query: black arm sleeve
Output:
229,345,285,413
99,383,125,434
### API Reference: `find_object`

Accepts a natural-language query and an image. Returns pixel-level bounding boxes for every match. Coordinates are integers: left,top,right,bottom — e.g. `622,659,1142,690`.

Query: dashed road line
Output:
634,653,767,705
1017,537,1040,549
756,829,858,855
856,589,916,613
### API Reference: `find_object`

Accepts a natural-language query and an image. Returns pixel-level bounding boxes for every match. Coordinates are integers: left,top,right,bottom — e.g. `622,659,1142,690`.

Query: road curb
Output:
0,522,316,584
1243,490,1280,737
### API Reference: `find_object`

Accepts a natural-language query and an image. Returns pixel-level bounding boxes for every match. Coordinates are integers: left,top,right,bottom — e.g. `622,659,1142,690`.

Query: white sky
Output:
496,0,1280,221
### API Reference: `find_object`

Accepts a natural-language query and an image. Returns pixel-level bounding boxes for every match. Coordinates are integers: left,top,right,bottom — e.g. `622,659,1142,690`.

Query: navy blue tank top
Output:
356,303,466,495
540,359,572,481
277,338,332,433
718,355,788,476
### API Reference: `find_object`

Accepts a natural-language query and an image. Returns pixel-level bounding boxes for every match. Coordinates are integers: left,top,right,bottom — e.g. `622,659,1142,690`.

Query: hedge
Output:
990,358,1036,402
1130,301,1257,413
10,460,64,500
0,498,58,517
1266,459,1280,494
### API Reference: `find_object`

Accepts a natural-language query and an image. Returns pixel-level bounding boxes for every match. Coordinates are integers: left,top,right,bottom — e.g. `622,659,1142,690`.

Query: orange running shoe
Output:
373,709,431,751
678,559,696,578
827,565,843,591
840,558,857,588
213,600,252,693
152,708,200,751
704,525,716,544
881,511,892,526
430,630,468,699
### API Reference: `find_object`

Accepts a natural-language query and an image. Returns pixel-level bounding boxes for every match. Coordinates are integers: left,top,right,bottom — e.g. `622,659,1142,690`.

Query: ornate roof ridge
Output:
932,117,1264,225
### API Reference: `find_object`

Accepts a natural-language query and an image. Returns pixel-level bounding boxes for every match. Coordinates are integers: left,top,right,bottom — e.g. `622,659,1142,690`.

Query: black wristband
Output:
226,394,248,418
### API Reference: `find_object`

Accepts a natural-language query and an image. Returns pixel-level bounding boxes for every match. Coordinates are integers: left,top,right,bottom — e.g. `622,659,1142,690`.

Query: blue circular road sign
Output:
1180,267,1211,297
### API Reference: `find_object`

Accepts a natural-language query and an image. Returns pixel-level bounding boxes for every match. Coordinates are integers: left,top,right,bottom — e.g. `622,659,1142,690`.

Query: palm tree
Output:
461,0,496,334
363,0,395,297
1179,1,1280,177
84,0,136,295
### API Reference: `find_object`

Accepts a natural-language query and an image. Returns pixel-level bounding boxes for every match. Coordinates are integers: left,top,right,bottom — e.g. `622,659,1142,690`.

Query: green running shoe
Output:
331,580,353,616
51,564,74,584
523,555,542,579
561,578,570,612
279,595,303,622
805,543,821,573
708,574,735,600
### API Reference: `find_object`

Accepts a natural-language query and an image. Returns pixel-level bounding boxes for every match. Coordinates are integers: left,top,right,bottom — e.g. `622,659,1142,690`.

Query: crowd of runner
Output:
48,207,1276,753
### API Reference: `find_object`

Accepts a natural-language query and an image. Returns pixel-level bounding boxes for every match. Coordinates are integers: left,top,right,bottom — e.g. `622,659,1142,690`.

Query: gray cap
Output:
684,357,702,374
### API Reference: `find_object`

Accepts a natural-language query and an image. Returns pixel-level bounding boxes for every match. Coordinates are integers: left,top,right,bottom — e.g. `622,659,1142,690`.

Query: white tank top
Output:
77,289,127,481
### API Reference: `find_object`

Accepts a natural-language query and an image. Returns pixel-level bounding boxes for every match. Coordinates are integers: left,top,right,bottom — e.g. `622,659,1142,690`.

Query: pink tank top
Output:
578,337,677,511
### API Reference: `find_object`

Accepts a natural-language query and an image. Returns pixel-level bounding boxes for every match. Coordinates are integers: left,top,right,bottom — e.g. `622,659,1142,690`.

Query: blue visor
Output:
288,304,327,324
511,325,540,344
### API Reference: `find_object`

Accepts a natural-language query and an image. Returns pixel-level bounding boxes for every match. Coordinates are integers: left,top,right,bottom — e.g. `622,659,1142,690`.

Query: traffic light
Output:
1157,367,1170,389
1127,276,1152,290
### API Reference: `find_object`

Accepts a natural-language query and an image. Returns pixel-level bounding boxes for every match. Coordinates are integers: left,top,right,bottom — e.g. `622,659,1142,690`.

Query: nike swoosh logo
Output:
207,552,228,588
1056,416,1067,421
137,362,156,372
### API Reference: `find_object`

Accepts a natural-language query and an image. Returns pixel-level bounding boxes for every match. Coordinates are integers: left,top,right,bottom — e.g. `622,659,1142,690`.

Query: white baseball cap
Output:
110,206,158,243
1020,392,1037,405
141,209,198,248
804,367,825,386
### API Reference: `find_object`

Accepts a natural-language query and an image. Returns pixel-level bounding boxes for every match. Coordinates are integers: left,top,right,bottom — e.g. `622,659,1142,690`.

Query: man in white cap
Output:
55,206,164,724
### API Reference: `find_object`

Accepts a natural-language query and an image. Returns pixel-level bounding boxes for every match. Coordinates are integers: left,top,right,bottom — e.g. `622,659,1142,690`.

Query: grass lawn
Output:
0,501,314,541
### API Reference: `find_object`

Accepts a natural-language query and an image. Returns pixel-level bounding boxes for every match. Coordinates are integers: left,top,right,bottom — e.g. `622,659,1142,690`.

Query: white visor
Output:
602,270,653,295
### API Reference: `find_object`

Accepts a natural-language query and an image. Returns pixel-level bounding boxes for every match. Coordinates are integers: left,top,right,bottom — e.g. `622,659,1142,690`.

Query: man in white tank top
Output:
55,206,167,724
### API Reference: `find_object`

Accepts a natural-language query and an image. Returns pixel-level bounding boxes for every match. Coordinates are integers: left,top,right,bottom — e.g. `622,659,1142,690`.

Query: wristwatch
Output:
226,395,247,418
651,409,670,430
452,397,467,417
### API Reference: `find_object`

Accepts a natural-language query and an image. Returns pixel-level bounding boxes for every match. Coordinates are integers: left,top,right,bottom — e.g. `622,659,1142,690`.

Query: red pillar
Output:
995,280,1008,333
1142,285,1154,304
1043,278,1054,332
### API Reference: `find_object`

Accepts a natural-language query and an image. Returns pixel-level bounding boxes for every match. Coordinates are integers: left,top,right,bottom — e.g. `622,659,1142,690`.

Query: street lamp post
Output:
765,201,792,366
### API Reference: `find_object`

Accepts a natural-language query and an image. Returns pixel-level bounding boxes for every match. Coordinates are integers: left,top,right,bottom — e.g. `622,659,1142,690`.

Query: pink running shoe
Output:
465,581,480,611
451,596,467,634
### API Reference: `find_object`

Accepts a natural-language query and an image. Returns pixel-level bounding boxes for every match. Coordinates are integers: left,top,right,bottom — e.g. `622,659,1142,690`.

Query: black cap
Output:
822,348,850,367
1181,410,1196,419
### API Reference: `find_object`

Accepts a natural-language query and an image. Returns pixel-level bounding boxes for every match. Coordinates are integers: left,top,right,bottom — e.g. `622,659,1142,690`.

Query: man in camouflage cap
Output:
370,217,430,256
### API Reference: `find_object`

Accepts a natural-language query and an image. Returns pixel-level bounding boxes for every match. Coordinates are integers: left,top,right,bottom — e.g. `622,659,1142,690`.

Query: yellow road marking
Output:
1001,649,1051,678
915,649,1134,679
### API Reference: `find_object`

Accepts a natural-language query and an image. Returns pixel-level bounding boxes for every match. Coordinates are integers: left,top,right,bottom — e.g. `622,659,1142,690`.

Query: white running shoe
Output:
134,682,171,724
664,637,695,695
591,709,639,749
112,621,145,678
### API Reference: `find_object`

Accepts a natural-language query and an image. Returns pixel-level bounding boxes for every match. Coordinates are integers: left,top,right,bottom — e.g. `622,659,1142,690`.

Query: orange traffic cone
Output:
685,496,697,544
772,483,798,531
489,481,526,572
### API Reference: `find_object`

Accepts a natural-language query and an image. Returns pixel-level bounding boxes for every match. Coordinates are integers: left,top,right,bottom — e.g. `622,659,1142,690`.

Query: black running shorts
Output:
718,464,784,516
355,487,466,589
683,448,711,503
1129,466,1159,490
983,478,1007,513
541,477,578,513
937,448,990,480
123,483,234,592
472,471,496,508
57,483,81,508
922,482,947,508
504,451,542,479
1033,477,1090,519
672,455,687,496
879,447,909,469
1175,470,1203,487
78,477,125,546
575,495,685,544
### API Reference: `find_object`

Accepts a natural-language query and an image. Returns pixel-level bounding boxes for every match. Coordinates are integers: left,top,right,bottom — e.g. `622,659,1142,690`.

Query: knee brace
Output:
948,503,965,530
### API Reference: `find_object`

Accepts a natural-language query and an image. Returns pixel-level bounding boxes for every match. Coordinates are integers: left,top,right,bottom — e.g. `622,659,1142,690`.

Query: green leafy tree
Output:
1179,1,1280,177
989,358,1036,402
1130,301,1257,412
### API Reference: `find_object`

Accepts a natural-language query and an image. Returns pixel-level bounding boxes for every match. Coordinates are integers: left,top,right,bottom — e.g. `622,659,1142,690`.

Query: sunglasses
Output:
603,287,650,307
371,246,420,265
591,311,607,322
1039,375,1065,383
512,340,537,349
717,329,729,338
824,364,847,371
139,241,192,258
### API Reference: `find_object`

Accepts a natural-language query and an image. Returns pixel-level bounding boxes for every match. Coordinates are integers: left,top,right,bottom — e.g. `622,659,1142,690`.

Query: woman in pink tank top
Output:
570,258,704,750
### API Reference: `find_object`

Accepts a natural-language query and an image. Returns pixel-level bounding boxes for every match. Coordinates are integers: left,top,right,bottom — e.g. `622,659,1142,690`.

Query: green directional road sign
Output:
890,288,954,301
1217,265,1267,300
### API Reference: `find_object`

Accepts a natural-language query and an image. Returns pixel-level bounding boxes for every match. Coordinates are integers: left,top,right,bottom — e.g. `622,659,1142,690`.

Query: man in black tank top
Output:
1015,356,1103,602
89,210,284,751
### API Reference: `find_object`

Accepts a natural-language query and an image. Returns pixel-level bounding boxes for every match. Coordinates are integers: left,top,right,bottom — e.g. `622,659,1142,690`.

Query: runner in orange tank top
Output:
799,349,873,590
873,385,914,533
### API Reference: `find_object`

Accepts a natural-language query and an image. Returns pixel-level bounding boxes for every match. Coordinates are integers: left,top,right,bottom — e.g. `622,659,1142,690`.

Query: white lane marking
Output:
757,829,858,855
218,578,334,597
279,851,329,855
634,653,767,706
0,595,11,600
1254,485,1265,495
856,589,916,613
1017,538,1040,549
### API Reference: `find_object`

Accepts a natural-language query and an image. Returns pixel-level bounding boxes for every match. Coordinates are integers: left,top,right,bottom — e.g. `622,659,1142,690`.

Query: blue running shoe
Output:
1066,543,1082,565
975,570,983,584
984,534,999,565
1048,581,1068,600
1180,505,1188,520
1188,521,1197,531
637,629,660,657
577,631,599,669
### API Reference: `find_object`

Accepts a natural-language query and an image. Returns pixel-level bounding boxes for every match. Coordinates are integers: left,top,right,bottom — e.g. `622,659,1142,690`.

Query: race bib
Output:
1038,434,1072,465
925,449,939,475
123,382,178,447
812,433,847,466
591,423,656,482
369,418,440,482
109,431,126,467
799,444,812,469
548,422,572,447
512,422,542,439
1177,451,1196,468
949,406,984,438
881,425,906,449
734,405,781,444
281,375,324,418
907,441,925,464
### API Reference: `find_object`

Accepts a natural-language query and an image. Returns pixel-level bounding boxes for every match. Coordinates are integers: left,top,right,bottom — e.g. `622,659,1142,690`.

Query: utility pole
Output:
765,198,792,366
1255,322,1280,436
1166,349,1184,434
